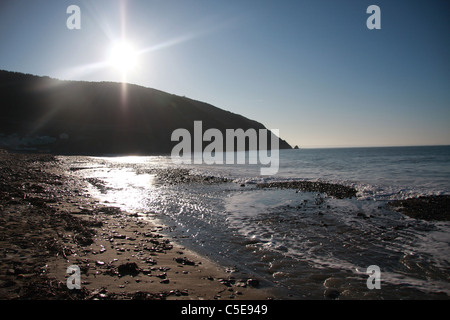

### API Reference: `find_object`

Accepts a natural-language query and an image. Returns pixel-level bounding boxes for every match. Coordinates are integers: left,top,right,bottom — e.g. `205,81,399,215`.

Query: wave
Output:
186,163,449,202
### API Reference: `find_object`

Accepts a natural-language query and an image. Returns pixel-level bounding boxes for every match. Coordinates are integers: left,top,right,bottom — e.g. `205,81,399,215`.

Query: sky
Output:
0,0,449,148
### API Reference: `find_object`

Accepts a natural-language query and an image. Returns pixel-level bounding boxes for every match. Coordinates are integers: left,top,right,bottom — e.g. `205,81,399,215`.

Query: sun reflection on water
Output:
82,159,160,213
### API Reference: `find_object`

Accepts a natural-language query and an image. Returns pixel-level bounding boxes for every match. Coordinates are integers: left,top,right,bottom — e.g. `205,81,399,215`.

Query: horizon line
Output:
296,144,450,150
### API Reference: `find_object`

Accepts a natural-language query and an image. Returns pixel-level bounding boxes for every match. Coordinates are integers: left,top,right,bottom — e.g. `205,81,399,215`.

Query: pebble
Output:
174,257,196,265
117,262,140,276
323,277,344,288
246,278,260,288
6,269,15,275
324,288,340,300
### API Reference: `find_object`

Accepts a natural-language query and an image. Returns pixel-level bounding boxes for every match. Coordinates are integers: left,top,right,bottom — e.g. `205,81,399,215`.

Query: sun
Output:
109,41,138,73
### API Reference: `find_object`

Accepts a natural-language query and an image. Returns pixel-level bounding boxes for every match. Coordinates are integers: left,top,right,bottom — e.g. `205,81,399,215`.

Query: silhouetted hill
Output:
0,70,291,155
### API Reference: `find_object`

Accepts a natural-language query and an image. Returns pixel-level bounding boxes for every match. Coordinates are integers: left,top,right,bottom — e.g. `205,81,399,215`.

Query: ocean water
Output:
61,145,450,299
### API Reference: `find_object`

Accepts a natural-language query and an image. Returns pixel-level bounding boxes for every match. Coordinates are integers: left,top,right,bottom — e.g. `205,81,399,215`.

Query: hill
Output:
0,70,291,155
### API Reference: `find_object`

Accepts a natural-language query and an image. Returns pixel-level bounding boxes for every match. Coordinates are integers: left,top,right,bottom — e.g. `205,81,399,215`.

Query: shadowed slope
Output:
0,70,291,155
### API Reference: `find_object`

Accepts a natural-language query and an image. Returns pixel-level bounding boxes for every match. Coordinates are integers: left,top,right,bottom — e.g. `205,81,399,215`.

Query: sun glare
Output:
109,42,138,73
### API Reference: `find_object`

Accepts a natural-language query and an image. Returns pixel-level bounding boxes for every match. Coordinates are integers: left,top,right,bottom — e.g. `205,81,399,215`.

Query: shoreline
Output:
0,149,273,300
1,149,449,300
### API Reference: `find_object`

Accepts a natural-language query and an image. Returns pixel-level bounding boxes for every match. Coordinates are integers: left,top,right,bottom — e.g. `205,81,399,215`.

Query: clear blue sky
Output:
1,0,449,148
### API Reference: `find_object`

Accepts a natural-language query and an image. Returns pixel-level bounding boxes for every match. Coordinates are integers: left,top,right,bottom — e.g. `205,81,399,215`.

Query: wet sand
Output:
0,149,272,300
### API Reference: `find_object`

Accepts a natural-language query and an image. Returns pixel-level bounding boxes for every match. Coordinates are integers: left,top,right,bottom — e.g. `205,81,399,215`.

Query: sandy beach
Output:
0,149,273,300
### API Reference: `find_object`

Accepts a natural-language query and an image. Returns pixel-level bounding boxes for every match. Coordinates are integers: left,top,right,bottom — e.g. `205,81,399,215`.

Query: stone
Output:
118,262,140,277
247,278,260,288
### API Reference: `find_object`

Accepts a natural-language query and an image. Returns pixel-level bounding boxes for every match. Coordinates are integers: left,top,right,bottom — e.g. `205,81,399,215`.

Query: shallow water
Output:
60,146,450,299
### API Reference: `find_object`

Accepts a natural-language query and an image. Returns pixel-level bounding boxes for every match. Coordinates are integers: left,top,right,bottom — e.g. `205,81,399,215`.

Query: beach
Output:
0,149,272,300
1,147,449,300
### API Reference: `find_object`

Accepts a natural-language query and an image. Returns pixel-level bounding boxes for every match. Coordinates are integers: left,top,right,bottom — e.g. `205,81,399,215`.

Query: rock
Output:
141,269,152,275
235,280,247,287
218,279,232,287
324,288,340,299
247,278,260,288
387,195,450,221
159,267,170,272
174,257,196,266
323,277,344,288
118,262,140,277
257,180,358,199
144,258,157,265
356,212,368,219
6,269,16,275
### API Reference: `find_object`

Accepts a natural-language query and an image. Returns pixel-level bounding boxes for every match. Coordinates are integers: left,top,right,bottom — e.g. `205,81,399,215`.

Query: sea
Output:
60,145,450,299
